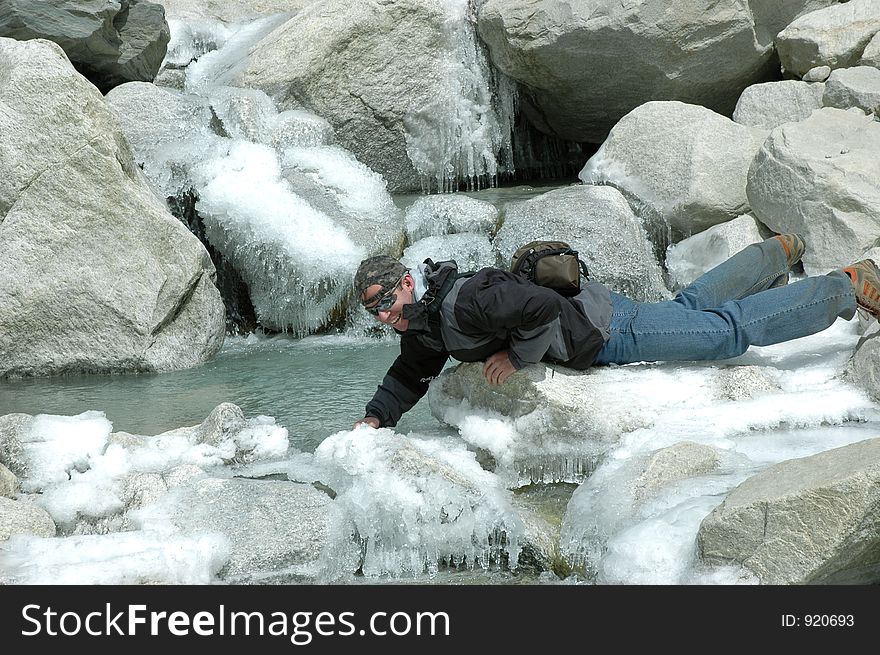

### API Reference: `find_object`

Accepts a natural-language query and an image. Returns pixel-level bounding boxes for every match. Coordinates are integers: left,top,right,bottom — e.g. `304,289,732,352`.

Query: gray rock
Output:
0,0,169,93
0,413,32,477
191,402,247,446
0,38,226,377
147,477,333,582
698,437,880,584
777,0,880,77
0,496,56,541
510,493,566,575
712,366,781,401
803,65,832,82
746,107,880,274
115,0,171,86
580,101,768,239
0,462,20,498
494,185,669,302
153,66,186,89
859,31,880,68
823,65,880,115
749,1,841,47
732,80,825,130
476,0,832,143
846,321,880,401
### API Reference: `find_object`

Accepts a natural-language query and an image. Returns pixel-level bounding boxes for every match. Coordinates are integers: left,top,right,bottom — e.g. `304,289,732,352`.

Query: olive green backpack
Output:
509,240,590,297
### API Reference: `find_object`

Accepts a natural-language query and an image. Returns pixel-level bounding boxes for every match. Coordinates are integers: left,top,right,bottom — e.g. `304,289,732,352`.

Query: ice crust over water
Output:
557,319,880,583
314,428,523,578
1,531,229,585
182,15,291,93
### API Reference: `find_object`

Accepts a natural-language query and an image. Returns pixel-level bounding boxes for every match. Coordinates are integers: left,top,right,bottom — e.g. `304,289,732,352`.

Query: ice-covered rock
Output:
402,234,498,273
234,0,515,192
0,531,228,584
665,215,766,290
314,428,524,577
404,194,499,243
133,477,333,582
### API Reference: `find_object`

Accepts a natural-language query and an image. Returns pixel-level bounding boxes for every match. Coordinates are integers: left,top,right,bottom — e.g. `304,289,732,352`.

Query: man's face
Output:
361,274,414,331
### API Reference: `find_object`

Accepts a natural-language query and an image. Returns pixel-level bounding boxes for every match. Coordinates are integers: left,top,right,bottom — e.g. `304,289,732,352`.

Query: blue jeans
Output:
593,237,857,365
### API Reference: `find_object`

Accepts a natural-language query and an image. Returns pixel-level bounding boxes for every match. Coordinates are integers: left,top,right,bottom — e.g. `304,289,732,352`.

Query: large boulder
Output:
0,38,225,377
776,0,880,77
580,101,768,239
233,0,513,192
665,214,767,290
698,438,880,584
746,107,880,274
0,0,170,93
476,0,835,144
494,185,669,302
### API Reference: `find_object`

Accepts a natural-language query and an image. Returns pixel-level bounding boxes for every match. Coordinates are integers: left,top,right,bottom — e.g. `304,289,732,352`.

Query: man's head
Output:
354,255,415,331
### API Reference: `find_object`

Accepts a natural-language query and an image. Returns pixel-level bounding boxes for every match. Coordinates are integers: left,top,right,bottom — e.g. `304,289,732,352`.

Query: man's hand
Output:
483,350,517,385
353,416,381,429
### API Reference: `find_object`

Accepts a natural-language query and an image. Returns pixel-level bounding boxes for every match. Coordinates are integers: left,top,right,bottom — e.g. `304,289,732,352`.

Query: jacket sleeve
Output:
456,270,565,369
364,334,449,427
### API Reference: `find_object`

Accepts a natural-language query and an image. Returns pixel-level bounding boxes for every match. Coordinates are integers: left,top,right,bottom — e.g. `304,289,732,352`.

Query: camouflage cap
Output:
354,255,407,303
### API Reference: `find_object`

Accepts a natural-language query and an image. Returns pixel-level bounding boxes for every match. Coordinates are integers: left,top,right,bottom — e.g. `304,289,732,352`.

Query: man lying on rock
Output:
352,235,880,429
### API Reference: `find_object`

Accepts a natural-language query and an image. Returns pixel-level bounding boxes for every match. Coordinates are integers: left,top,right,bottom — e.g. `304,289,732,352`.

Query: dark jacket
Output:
365,261,612,427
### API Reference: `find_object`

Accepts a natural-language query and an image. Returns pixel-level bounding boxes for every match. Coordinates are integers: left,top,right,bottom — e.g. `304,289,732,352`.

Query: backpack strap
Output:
420,259,475,317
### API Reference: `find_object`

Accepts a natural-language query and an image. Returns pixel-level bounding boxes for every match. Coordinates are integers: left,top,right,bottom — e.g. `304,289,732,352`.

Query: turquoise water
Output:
0,333,456,452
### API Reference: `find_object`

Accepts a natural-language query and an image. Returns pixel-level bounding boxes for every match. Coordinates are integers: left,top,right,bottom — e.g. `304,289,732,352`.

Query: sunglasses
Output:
362,276,405,316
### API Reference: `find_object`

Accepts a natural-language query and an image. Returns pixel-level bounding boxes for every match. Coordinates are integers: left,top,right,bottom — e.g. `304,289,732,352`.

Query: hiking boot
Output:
769,233,806,288
843,259,880,319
